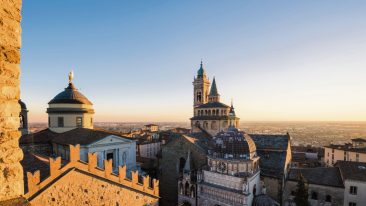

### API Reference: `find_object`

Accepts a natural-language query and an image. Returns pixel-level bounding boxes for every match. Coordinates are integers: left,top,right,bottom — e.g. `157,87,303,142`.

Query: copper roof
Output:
197,102,230,108
48,83,93,105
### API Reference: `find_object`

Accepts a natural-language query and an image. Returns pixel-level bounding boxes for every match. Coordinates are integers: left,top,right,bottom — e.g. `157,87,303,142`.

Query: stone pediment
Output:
87,135,133,146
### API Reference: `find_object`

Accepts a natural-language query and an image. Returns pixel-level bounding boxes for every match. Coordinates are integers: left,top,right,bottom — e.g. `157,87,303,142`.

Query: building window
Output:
350,186,357,195
48,117,51,127
76,117,82,127
356,154,359,162
90,118,93,125
58,117,64,127
311,192,318,200
349,202,356,206
325,195,332,202
291,191,295,196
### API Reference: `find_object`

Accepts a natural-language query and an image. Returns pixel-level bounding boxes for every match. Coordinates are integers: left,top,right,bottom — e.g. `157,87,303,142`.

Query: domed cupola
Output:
197,60,206,78
212,127,256,159
48,82,93,105
47,71,94,133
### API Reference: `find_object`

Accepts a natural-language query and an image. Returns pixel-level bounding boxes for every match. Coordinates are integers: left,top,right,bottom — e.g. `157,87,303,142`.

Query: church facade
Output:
191,61,240,136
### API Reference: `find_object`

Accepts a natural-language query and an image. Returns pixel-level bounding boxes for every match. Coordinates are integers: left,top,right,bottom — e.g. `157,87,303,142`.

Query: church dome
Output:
212,127,256,159
49,83,93,105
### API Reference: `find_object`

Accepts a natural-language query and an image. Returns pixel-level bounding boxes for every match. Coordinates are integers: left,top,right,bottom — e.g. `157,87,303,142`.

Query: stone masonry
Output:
0,0,23,201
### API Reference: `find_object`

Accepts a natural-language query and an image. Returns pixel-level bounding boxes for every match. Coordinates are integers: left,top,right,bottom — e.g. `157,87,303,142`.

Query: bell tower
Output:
193,61,210,108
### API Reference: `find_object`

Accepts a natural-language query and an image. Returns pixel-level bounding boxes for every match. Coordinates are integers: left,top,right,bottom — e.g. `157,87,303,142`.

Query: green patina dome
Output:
197,60,205,77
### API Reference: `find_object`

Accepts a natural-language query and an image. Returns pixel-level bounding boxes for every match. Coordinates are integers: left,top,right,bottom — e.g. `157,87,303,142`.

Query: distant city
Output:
29,121,366,146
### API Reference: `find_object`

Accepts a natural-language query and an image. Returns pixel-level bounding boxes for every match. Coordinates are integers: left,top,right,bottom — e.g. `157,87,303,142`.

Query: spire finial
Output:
68,70,74,83
231,98,233,107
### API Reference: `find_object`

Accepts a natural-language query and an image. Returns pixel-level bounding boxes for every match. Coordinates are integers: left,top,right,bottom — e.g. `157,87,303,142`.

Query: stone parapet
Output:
24,144,159,199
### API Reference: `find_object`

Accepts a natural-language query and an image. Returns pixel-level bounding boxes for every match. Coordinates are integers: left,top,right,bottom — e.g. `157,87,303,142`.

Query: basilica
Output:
160,62,292,206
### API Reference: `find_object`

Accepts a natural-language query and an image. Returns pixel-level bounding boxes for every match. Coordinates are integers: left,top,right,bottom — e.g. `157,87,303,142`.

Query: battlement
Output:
24,144,159,199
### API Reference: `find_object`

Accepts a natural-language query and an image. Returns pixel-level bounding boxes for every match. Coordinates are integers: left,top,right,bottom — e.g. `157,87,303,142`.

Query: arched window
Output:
211,121,217,130
197,110,201,116
325,195,332,202
179,182,184,194
185,182,190,196
212,110,216,116
205,110,208,115
19,115,24,128
311,191,318,200
203,121,208,129
195,121,200,128
253,184,257,196
196,91,202,103
190,185,195,198
208,110,211,116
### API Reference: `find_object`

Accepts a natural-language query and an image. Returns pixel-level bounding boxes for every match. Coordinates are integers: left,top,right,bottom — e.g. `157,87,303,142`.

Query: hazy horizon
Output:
21,1,366,122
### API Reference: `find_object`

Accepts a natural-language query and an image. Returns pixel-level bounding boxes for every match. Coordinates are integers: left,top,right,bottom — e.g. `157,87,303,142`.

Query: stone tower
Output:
190,62,240,136
0,0,25,202
47,72,94,133
192,61,210,108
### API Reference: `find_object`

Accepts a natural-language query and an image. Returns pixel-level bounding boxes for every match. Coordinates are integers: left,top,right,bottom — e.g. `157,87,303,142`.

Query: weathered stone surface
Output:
29,169,159,206
0,0,23,202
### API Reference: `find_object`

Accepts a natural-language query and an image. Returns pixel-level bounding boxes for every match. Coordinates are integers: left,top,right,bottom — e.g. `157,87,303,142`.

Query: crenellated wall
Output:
0,0,23,201
25,144,159,205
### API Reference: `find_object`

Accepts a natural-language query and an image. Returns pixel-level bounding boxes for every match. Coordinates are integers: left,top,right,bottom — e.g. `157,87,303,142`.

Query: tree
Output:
294,174,309,206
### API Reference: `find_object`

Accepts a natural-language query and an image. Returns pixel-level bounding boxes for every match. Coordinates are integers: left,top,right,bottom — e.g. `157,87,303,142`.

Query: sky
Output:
21,1,366,123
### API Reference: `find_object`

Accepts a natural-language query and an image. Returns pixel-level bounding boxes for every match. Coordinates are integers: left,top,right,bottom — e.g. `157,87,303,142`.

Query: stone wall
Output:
159,135,207,206
29,169,159,206
283,180,344,206
25,144,159,205
0,0,23,201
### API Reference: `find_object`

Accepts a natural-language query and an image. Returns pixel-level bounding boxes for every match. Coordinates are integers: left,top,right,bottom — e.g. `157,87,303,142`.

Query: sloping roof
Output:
250,134,290,151
197,102,230,108
288,167,344,188
49,83,93,105
20,128,130,146
20,129,59,144
336,161,366,182
51,128,129,145
209,77,219,96
256,150,287,178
